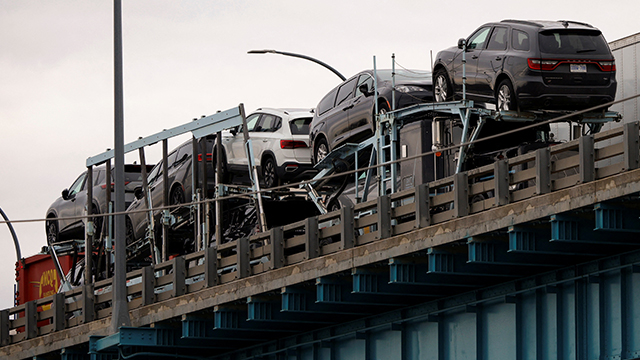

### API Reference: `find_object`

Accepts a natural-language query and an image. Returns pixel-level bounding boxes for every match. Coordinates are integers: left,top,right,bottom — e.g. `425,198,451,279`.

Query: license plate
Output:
570,64,587,73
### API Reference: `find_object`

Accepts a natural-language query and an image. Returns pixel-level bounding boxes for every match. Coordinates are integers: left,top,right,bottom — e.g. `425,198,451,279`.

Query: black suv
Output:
432,20,616,112
310,69,432,163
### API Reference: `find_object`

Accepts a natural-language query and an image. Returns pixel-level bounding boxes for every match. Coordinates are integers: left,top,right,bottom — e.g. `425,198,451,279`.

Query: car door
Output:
347,73,376,141
474,26,509,101
452,26,492,96
226,113,260,171
58,172,88,233
252,113,282,165
323,77,358,149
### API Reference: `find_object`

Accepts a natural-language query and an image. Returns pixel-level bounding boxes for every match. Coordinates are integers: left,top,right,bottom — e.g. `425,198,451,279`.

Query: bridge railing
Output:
2,121,638,346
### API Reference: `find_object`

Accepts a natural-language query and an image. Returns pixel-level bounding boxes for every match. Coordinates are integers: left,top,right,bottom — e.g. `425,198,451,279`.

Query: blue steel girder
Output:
247,295,336,326
351,267,446,299
594,201,640,233
508,223,607,257
467,235,569,268
315,275,409,308
281,285,374,317
551,212,640,246
428,245,530,278
389,256,488,289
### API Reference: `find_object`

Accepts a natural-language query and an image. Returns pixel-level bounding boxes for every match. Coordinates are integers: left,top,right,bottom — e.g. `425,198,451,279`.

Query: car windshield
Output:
538,30,609,55
375,69,431,83
289,117,312,135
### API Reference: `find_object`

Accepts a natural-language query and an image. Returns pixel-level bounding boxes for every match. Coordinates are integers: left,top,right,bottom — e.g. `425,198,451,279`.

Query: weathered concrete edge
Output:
4,169,640,359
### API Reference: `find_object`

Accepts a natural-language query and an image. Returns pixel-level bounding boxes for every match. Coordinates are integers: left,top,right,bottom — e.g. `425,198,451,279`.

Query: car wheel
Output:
496,79,517,111
314,137,329,164
46,218,59,244
125,216,134,246
434,69,452,102
262,157,279,189
170,186,185,206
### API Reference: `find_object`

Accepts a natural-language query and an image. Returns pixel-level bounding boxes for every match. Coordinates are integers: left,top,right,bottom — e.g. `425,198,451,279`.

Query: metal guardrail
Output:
2,122,639,346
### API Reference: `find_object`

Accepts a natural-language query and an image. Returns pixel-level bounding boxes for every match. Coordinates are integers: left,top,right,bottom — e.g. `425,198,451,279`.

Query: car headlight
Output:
395,85,427,93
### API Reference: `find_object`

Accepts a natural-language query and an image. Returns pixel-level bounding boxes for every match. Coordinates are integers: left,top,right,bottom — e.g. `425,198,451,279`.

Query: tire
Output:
434,69,452,102
314,137,329,164
262,157,279,189
170,186,185,206
496,79,517,111
46,218,59,244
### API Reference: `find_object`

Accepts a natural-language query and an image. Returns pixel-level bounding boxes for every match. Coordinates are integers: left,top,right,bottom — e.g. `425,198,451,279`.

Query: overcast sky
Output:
0,0,638,310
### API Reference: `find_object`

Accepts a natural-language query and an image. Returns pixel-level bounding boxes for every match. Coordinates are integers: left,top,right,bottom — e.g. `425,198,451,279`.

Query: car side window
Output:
244,114,260,132
355,74,374,97
68,173,87,197
317,89,337,116
467,27,491,50
512,29,530,51
175,143,191,165
335,78,357,107
486,26,508,50
256,114,280,132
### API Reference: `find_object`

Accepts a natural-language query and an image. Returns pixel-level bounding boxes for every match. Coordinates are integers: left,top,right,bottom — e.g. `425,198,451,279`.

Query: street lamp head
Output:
247,49,277,54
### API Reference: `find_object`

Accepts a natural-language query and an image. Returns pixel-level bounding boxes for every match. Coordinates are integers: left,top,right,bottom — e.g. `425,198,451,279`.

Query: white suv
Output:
216,108,315,188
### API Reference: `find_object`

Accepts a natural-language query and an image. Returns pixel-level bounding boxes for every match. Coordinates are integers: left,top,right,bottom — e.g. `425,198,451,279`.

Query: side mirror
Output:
134,186,144,200
457,38,466,49
230,126,238,136
358,84,372,96
61,189,70,200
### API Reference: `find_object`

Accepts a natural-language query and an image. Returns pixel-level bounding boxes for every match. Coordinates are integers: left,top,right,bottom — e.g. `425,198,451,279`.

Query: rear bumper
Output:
276,162,316,181
516,77,616,111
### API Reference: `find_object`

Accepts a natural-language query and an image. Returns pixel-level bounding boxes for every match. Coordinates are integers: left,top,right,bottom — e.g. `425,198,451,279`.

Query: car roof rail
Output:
500,19,543,28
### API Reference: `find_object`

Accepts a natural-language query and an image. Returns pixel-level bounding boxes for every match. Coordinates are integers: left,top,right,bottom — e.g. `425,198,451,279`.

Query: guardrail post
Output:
454,172,469,218
53,293,66,332
494,159,510,206
142,266,156,305
536,148,551,195
414,184,430,229
377,195,391,239
172,256,186,298
624,121,640,171
340,205,355,250
0,309,9,345
236,237,250,279
305,217,319,260
204,246,218,287
270,227,284,270
82,284,95,324
25,300,37,339
579,134,595,183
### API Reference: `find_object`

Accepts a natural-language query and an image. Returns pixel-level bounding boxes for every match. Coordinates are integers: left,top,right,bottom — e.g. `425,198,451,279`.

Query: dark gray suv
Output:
433,20,617,111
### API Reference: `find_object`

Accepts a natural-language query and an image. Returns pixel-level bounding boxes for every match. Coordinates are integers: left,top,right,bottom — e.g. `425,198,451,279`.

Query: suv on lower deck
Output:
433,20,617,112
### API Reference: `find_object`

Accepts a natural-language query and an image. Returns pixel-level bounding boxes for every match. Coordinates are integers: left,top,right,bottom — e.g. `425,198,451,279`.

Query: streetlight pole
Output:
111,0,131,332
247,49,346,81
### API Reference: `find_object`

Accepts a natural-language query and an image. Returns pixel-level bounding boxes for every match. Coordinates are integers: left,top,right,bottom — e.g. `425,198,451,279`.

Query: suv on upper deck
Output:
309,69,432,164
214,108,315,188
432,20,617,112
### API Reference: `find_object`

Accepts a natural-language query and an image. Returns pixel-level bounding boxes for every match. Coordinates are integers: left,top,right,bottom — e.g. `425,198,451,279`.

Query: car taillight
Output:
280,140,308,149
597,61,616,72
528,59,559,71
101,181,131,190
198,153,213,162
